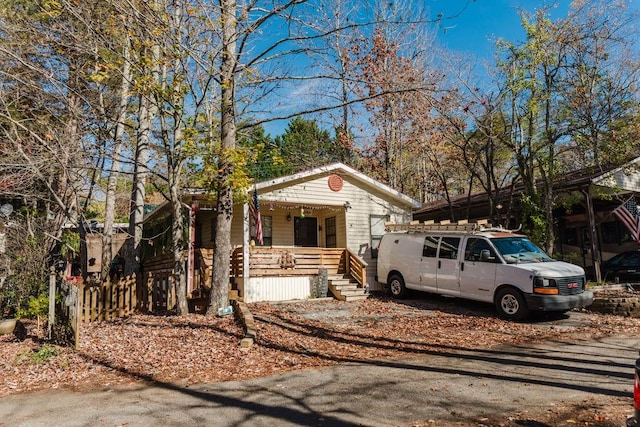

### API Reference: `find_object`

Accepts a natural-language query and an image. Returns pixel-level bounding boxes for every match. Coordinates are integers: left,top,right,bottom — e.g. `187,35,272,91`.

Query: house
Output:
142,163,420,305
413,157,640,280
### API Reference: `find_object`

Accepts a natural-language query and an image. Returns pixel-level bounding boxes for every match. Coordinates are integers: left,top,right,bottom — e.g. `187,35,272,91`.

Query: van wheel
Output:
388,274,407,298
495,287,529,320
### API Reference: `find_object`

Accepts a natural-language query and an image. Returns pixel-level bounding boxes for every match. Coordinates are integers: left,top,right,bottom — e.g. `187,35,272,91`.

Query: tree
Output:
495,2,640,253
0,0,110,268
274,117,338,173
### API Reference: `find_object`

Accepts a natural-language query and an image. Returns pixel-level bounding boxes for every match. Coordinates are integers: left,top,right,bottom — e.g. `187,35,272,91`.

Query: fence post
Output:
48,267,56,340
71,283,79,349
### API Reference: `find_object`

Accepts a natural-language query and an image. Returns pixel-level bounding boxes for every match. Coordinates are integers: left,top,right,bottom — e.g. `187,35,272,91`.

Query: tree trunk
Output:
102,43,131,281
124,93,150,277
170,176,189,315
207,0,237,316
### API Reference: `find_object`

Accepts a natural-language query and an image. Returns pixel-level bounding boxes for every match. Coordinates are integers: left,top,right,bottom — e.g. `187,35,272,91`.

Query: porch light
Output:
287,212,291,221
343,201,351,211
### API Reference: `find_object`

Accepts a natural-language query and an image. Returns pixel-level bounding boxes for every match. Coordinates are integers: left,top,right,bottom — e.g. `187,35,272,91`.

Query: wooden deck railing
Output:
231,247,367,287
194,248,213,288
345,248,368,287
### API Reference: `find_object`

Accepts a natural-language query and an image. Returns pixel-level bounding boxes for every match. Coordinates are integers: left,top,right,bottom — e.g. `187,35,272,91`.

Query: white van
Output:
376,222,593,320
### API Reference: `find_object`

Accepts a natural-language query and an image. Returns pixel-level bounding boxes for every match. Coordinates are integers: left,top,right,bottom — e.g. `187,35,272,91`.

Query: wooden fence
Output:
51,273,137,348
79,275,138,322
140,253,175,313
51,272,80,348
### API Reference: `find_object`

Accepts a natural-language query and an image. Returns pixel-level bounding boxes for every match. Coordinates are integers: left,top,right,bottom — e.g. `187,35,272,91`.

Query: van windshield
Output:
490,237,554,264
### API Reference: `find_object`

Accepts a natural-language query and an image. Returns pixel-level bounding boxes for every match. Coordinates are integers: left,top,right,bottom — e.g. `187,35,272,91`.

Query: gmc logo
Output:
567,282,579,289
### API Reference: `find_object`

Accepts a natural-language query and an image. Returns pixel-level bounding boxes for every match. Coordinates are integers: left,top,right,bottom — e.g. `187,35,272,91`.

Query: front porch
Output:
141,246,368,310
231,246,368,303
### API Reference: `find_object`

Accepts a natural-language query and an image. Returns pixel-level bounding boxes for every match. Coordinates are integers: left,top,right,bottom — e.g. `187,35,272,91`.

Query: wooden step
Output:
329,279,353,286
343,294,369,302
334,289,365,297
328,285,368,301
330,283,359,291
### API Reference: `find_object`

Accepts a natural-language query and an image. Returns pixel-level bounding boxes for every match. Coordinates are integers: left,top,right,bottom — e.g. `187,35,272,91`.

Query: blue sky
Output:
261,0,636,138
432,0,571,58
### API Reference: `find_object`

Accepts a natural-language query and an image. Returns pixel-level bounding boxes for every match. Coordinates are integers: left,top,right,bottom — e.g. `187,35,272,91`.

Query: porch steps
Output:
328,275,368,302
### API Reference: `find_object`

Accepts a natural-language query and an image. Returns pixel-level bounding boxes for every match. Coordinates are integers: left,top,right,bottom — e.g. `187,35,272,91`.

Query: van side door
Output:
459,237,499,302
435,236,461,295
420,235,439,292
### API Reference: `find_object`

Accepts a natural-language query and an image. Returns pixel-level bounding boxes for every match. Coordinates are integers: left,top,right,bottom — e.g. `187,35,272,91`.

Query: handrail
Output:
345,248,368,287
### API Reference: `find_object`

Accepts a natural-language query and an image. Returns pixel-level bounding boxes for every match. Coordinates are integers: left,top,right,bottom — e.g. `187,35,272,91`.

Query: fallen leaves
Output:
2,292,640,427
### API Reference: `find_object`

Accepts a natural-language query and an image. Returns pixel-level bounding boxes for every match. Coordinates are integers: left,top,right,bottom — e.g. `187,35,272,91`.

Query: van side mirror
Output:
480,249,494,261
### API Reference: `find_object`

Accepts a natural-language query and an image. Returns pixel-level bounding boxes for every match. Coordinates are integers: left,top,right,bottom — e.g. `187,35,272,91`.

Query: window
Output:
422,236,439,257
602,221,632,244
464,238,497,262
325,217,337,248
439,237,460,259
250,215,272,246
370,215,389,258
262,216,272,246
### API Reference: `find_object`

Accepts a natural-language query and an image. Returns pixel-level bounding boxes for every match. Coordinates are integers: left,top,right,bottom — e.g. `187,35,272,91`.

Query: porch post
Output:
188,201,196,294
243,202,250,281
582,187,601,282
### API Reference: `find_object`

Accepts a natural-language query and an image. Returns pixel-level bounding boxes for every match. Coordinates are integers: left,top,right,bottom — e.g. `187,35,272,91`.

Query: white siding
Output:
597,170,640,192
240,276,313,303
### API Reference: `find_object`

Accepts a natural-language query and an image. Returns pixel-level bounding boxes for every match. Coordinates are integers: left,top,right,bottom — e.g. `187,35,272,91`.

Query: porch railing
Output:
139,247,368,312
345,248,368,287
231,247,368,287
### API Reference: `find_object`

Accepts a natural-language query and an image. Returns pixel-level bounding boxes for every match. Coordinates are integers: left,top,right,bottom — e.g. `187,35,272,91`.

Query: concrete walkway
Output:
1,334,638,426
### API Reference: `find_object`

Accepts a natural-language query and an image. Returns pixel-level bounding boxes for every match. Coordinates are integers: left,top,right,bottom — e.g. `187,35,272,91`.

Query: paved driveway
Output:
1,327,637,426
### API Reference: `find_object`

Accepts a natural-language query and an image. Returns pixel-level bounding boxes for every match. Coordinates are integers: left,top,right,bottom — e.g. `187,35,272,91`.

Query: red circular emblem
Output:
328,174,343,192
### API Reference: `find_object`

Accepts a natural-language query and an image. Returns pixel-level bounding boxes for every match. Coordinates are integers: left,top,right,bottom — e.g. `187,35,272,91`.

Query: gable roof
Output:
255,162,421,209
144,163,421,222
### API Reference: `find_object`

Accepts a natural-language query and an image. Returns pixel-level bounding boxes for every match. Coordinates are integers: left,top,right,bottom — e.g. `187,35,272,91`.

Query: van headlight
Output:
534,277,558,294
534,277,556,287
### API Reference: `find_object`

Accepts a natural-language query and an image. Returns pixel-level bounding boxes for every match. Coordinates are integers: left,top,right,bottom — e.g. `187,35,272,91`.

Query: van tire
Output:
495,287,529,320
388,274,407,298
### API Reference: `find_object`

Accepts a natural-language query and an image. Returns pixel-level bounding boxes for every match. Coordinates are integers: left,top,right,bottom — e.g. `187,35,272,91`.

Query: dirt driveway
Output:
2,294,640,426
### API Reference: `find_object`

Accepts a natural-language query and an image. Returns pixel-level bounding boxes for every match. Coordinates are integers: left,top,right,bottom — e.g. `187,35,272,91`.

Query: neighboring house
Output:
142,163,420,304
414,157,640,279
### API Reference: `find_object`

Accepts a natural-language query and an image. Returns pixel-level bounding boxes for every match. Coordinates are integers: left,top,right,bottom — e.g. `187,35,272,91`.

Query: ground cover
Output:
2,294,640,426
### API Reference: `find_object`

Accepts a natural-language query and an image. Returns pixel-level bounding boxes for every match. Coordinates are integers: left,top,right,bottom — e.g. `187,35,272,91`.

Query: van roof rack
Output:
385,219,495,233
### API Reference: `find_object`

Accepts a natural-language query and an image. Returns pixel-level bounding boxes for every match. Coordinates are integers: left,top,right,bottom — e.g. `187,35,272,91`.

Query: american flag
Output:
249,188,263,245
613,196,640,243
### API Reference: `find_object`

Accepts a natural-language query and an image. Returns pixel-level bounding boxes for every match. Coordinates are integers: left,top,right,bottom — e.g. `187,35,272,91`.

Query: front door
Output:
459,237,498,301
294,217,318,247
